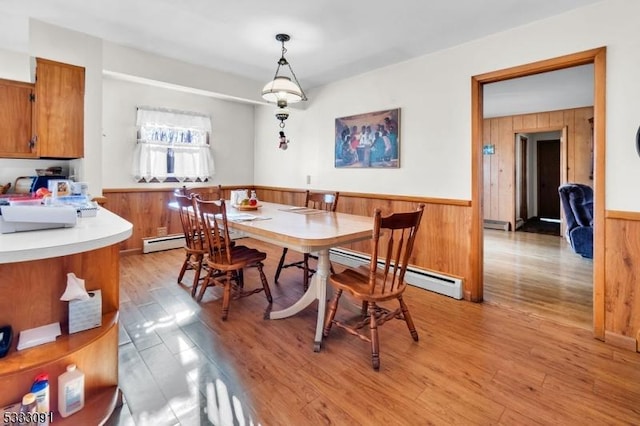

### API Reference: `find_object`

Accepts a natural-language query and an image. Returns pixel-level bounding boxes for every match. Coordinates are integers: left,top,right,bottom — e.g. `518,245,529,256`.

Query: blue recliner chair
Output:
558,183,593,259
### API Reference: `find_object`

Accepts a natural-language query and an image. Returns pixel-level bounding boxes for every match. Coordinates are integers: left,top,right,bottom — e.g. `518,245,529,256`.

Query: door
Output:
35,58,85,158
537,139,560,219
0,80,36,158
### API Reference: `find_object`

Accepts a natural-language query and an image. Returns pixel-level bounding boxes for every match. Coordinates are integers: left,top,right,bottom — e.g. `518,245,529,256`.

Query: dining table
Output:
199,200,374,351
225,201,373,350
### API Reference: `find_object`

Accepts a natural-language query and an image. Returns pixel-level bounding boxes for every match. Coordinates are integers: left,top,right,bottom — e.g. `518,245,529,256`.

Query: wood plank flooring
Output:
484,229,593,329
114,238,639,425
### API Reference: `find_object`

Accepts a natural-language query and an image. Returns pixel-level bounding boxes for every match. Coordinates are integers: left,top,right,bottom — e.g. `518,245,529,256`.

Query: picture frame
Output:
335,108,400,168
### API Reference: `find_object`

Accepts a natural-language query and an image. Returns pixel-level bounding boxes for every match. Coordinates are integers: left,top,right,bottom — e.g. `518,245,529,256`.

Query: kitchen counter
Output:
0,207,131,424
0,207,132,263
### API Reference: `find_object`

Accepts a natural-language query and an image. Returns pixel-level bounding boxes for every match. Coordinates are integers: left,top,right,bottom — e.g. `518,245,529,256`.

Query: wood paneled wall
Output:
604,211,640,350
102,186,640,346
256,187,472,283
103,186,473,297
483,106,593,230
103,187,237,252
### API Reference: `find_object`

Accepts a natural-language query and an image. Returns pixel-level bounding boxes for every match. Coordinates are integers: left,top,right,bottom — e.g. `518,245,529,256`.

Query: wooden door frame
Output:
471,47,606,339
517,135,528,224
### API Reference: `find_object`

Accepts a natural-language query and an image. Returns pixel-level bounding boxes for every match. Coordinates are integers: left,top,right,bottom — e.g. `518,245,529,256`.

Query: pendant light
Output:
262,34,307,130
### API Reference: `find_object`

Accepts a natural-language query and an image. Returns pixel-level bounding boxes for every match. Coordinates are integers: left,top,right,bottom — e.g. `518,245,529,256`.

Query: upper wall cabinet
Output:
0,58,85,159
35,58,85,158
0,79,36,158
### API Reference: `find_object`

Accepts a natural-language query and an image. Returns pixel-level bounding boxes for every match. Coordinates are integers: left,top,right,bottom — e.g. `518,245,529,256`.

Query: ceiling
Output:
2,0,601,91
483,63,594,118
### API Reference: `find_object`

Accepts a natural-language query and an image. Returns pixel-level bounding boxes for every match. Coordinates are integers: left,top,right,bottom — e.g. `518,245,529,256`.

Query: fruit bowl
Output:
234,204,261,211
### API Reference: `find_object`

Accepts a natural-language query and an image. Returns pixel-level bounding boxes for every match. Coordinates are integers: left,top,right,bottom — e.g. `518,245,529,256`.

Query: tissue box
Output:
68,290,102,334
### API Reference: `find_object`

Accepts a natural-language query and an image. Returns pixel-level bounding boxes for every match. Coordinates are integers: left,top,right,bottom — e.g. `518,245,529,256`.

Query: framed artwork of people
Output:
334,108,400,168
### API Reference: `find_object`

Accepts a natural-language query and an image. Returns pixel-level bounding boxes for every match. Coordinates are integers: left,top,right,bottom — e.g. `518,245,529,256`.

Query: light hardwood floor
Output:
112,238,639,425
484,229,593,330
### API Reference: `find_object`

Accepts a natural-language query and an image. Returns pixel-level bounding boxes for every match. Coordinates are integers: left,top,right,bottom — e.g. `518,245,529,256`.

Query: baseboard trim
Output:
604,330,637,352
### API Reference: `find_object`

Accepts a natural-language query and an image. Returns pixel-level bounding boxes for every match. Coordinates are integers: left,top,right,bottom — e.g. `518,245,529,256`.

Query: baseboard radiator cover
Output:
329,248,463,300
143,231,246,254
484,219,510,231
143,234,185,253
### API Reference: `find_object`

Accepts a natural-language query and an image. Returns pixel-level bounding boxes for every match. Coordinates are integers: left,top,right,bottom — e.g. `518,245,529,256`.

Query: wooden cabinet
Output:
0,210,132,424
0,79,36,158
35,58,85,158
0,58,84,159
0,247,120,424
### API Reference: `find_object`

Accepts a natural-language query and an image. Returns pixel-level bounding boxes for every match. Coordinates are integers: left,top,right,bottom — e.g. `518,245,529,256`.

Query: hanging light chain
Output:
287,63,307,101
267,34,307,102
279,40,288,65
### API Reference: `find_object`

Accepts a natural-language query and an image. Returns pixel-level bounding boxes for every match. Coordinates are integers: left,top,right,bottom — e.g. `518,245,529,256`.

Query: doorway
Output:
516,132,563,237
471,48,606,338
537,139,561,220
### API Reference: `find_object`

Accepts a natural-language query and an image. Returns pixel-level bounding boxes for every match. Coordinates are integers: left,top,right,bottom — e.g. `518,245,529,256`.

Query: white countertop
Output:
0,208,133,264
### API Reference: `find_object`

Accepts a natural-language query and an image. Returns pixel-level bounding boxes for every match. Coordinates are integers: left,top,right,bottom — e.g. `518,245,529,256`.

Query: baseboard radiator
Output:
484,219,510,231
142,231,246,254
143,234,185,253
329,248,463,299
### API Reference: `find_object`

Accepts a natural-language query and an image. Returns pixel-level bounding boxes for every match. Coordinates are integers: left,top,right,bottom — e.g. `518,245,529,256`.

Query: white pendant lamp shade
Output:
262,76,303,103
263,33,306,134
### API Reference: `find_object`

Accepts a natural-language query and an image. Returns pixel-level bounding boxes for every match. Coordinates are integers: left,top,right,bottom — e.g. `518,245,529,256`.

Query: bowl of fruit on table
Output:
235,198,260,210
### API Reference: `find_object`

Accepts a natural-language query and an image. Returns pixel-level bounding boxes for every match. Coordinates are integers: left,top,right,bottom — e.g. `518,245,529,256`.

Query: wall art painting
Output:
335,108,400,168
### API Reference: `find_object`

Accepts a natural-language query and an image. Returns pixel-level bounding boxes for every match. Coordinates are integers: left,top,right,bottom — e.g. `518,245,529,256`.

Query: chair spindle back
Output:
174,194,205,252
196,198,233,265
176,184,223,201
306,191,339,212
368,205,424,295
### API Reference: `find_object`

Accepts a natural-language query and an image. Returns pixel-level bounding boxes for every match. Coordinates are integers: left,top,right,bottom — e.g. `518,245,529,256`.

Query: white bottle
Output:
19,393,37,425
57,364,84,418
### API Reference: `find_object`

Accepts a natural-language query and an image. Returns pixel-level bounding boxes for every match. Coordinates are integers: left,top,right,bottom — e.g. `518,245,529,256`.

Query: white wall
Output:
0,48,33,82
0,20,260,195
29,20,103,194
0,20,102,193
102,76,255,188
2,0,640,211
254,0,640,212
102,42,265,105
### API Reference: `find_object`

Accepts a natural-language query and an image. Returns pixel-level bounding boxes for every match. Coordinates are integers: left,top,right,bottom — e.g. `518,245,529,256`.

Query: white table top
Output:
0,208,133,264
226,202,373,251
170,200,374,253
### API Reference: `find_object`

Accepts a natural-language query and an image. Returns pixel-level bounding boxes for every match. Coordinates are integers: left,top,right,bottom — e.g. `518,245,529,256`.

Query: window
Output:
133,107,214,182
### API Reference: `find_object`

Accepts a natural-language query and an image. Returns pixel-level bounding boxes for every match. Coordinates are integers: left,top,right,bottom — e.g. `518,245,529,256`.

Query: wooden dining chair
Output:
174,193,208,297
175,184,223,201
195,198,272,319
323,204,425,370
274,190,339,290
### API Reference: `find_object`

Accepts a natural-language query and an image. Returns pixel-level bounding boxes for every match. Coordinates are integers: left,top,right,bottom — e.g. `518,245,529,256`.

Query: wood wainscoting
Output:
102,186,640,351
103,186,473,299
605,210,640,351
483,106,593,231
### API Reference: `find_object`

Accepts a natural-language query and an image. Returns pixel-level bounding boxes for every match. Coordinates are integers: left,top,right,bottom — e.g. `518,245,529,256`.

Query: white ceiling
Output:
483,64,594,118
1,1,598,116
3,0,601,90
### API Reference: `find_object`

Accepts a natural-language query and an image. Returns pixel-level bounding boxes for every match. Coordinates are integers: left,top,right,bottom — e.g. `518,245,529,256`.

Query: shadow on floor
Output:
518,217,560,236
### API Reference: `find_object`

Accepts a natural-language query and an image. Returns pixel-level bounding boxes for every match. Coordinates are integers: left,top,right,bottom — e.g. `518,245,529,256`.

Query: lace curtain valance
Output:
133,107,215,182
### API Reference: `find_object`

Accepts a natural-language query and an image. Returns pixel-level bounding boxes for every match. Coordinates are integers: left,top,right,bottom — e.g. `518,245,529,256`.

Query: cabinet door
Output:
0,79,36,158
35,58,85,158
